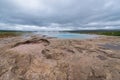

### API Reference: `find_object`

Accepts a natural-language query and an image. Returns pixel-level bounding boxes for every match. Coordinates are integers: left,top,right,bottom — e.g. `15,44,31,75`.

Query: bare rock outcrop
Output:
0,36,120,80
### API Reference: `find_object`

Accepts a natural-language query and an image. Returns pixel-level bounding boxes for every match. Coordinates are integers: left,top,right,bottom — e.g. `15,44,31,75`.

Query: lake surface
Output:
35,32,97,39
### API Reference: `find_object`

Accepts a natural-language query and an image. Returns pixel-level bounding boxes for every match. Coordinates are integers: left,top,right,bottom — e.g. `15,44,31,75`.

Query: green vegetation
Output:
0,32,22,38
95,31,120,36
65,30,120,36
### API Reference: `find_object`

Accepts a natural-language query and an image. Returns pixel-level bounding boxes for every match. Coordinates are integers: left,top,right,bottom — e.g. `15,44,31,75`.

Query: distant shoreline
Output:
0,29,120,38
63,30,120,36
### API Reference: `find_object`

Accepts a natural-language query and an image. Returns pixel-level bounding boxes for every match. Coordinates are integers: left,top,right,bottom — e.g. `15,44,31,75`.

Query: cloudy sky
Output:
0,0,120,31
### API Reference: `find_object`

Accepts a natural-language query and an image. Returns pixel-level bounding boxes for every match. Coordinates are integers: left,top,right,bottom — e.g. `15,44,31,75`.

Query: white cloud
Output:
104,1,114,9
86,21,120,26
0,23,73,31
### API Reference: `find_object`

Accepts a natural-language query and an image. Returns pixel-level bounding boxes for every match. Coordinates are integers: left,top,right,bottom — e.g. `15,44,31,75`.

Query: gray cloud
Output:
0,0,120,30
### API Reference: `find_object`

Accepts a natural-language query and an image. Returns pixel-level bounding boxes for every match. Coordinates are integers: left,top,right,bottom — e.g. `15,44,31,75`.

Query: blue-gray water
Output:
35,32,97,39
100,44,120,50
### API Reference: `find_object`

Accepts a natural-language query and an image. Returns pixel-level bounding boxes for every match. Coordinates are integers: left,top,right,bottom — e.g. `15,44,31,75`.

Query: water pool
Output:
35,32,97,39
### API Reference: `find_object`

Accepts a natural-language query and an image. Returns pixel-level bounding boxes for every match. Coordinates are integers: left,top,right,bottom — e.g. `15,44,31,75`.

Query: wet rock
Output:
97,55,107,60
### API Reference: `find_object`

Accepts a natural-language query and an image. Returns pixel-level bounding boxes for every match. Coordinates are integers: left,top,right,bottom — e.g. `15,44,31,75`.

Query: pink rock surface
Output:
0,36,120,80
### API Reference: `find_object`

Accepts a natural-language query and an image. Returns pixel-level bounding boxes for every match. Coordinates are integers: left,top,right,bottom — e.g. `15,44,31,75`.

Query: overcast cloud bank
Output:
0,0,120,30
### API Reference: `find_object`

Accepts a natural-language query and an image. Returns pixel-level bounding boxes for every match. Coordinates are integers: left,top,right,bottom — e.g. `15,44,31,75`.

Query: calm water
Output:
35,32,97,39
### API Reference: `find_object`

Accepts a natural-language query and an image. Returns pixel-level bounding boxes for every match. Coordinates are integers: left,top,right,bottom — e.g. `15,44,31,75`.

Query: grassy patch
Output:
65,30,120,36
0,32,22,38
96,31,120,36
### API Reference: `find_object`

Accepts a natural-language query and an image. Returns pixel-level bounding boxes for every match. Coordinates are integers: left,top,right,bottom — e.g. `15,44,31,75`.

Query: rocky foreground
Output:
0,35,120,80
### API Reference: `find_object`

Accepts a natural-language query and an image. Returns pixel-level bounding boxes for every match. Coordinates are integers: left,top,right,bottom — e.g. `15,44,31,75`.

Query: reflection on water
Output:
34,31,97,39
